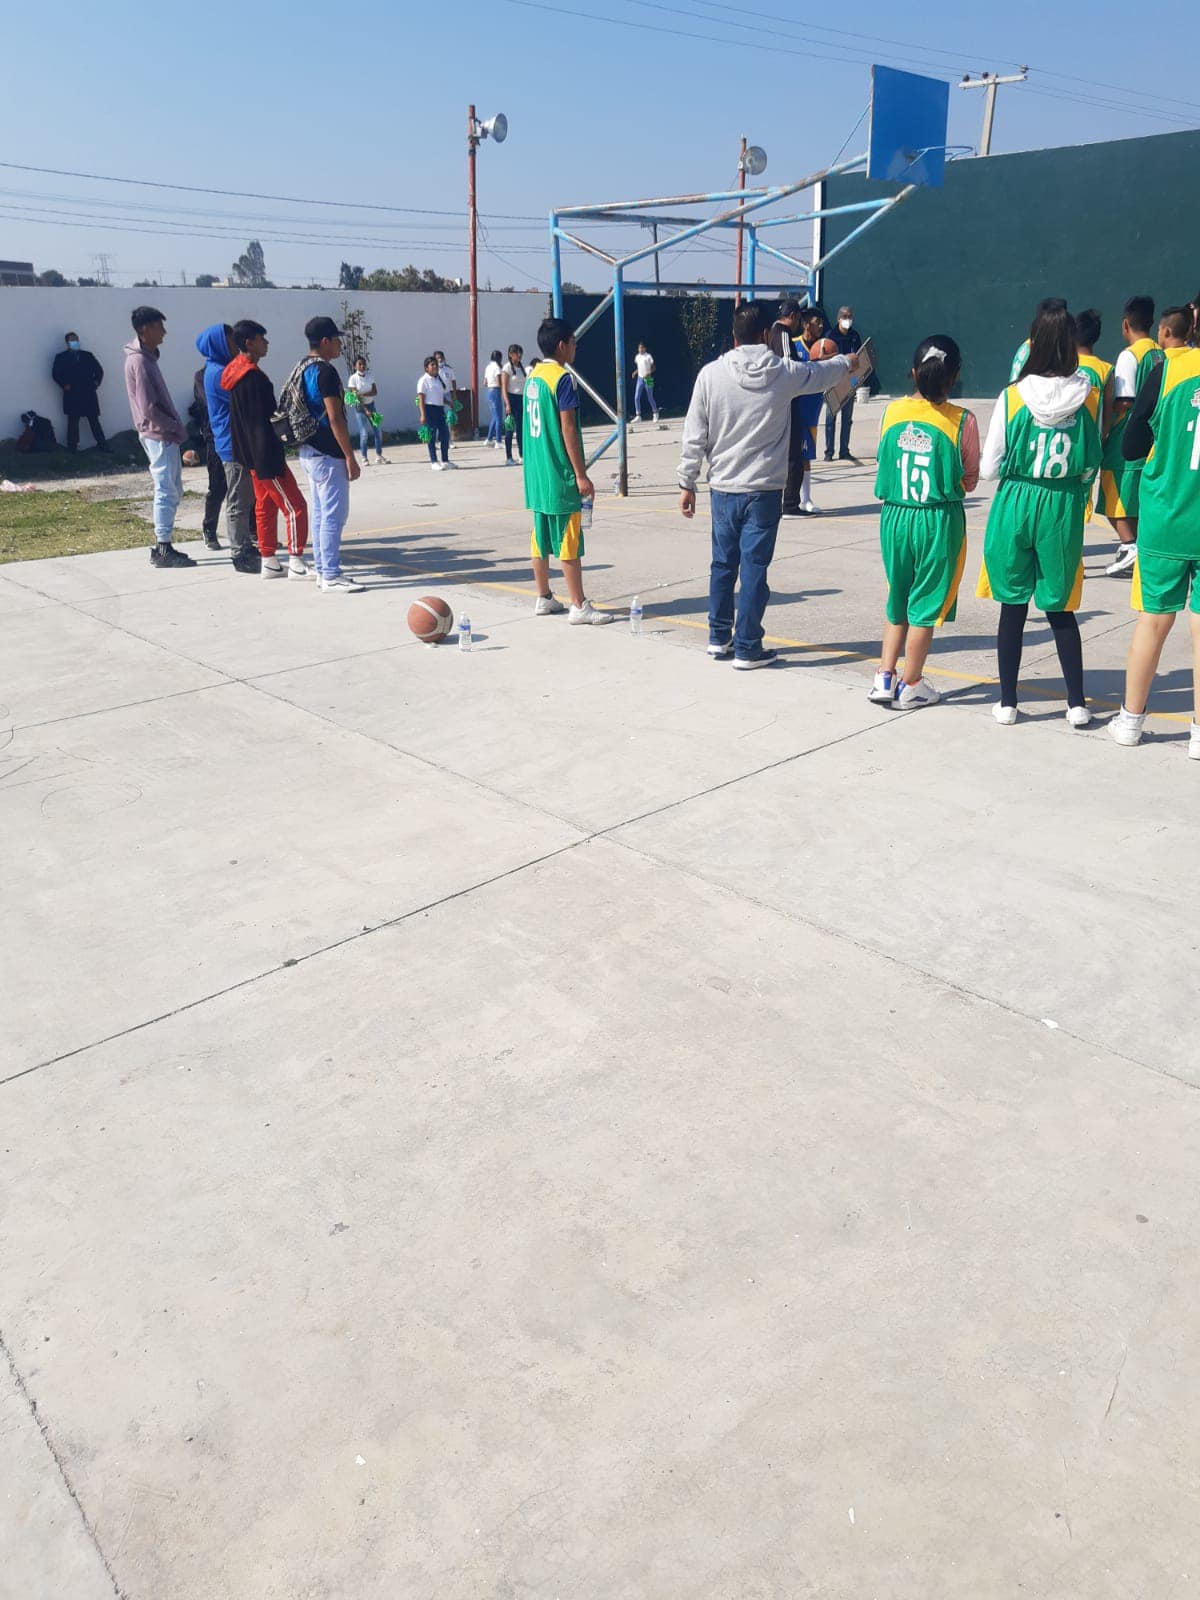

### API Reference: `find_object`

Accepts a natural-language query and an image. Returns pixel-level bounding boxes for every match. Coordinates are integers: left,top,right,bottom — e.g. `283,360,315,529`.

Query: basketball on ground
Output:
407,595,454,643
808,336,839,360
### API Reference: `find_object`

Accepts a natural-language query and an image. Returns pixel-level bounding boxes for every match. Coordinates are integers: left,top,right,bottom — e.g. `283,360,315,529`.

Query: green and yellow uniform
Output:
1078,353,1113,523
1131,346,1200,614
978,386,1101,612
1009,340,1030,384
522,359,584,559
874,397,970,627
1100,336,1162,520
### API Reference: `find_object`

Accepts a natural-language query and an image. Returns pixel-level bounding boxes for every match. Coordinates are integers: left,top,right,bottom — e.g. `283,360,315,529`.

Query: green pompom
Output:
417,425,431,444
504,413,515,432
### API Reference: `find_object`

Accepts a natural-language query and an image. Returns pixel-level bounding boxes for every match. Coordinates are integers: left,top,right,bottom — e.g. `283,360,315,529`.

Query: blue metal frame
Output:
549,149,915,495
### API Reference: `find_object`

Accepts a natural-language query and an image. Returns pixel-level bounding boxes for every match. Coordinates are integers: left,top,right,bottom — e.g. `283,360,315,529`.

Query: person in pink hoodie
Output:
123,305,193,569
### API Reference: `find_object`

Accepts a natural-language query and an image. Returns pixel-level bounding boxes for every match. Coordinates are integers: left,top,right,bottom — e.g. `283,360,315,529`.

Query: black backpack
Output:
19,410,58,452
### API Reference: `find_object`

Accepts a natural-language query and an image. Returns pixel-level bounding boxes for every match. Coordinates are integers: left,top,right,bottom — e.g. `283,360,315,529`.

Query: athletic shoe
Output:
733,649,780,670
800,498,818,515
288,555,310,580
839,452,857,462
534,593,566,615
261,556,285,579
320,574,365,593
1189,722,1200,761
1106,544,1137,577
568,600,613,625
376,456,389,464
360,457,370,466
203,532,222,551
150,542,195,568
868,669,898,704
897,677,940,710
992,704,1019,725
707,639,734,659
1065,704,1092,728
231,550,261,574
431,463,445,472
442,461,459,471
822,454,834,462
781,505,805,518
504,459,518,467
1109,706,1147,747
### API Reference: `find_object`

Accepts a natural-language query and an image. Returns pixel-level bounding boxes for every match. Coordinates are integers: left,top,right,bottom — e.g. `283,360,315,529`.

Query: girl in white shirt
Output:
501,343,526,466
484,349,505,447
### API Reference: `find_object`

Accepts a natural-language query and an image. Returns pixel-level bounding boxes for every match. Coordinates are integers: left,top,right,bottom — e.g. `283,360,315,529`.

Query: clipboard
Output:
824,336,875,417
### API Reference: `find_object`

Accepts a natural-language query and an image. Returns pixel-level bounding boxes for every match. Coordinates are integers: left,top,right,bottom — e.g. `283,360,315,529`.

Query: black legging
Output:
997,602,1085,709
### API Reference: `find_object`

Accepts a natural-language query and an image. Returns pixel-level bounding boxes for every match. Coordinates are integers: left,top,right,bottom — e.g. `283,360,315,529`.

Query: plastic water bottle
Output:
580,495,594,530
630,595,644,637
458,614,471,652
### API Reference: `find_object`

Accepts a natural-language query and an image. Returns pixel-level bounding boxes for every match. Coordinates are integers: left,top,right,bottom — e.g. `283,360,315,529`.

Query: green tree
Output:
231,239,271,288
339,262,364,290
37,269,72,287
678,292,719,376
195,273,219,288
339,300,373,371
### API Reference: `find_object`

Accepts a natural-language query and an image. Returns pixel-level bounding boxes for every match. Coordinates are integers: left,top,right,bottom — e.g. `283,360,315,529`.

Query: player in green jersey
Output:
1009,296,1067,385
522,316,612,625
1099,295,1163,577
1110,307,1200,759
870,334,980,709
978,302,1101,727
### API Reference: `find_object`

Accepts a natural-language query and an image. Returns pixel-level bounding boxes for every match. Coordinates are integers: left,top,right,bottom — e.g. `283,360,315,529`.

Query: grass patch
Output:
0,490,184,563
0,429,147,484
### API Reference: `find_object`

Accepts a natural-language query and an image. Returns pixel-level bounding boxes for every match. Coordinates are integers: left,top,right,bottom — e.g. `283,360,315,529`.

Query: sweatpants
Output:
223,460,256,559
299,446,350,579
252,467,309,558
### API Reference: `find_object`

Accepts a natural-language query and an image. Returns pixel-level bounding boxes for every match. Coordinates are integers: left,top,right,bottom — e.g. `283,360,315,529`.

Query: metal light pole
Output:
733,139,767,307
958,70,1028,156
467,105,508,436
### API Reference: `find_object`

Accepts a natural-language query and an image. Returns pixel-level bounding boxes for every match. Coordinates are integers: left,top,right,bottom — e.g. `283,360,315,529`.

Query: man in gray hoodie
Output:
124,305,193,568
678,301,860,667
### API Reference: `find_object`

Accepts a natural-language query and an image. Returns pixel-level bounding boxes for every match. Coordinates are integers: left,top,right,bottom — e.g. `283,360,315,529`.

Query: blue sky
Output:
0,0,1192,291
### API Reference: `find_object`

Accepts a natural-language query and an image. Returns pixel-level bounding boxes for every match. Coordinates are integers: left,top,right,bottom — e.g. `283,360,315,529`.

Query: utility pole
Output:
959,70,1028,157
734,135,747,309
467,103,480,439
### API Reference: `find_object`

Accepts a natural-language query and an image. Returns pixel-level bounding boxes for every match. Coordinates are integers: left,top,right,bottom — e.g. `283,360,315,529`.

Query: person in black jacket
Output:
189,368,225,551
51,332,109,451
219,319,310,580
823,306,863,460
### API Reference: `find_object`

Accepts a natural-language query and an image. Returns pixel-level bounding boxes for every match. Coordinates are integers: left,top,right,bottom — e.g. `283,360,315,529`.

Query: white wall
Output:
0,287,548,441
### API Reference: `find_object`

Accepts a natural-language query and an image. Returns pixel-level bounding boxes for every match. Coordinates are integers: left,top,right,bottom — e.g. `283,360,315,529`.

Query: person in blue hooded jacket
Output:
196,322,259,572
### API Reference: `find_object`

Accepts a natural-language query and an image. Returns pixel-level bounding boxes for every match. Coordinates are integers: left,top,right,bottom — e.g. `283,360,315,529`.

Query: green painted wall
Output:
823,128,1200,396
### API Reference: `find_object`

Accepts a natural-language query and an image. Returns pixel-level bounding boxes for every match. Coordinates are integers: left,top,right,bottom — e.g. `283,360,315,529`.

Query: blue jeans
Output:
633,376,658,419
708,489,783,659
486,387,505,443
299,447,350,579
140,436,182,540
355,410,383,459
424,404,450,463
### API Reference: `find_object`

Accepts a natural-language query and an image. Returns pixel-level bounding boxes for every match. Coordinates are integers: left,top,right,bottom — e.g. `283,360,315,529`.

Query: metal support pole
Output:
468,103,480,437
745,226,757,302
550,210,563,318
572,288,614,343
810,187,915,274
651,222,661,294
734,135,747,308
612,265,628,497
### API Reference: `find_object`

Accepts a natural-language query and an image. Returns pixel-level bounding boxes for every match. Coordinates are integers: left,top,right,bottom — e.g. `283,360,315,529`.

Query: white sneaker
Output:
320,574,365,593
534,593,566,616
1065,704,1092,728
897,677,940,710
431,462,445,472
993,704,1018,725
261,556,284,580
1189,723,1200,761
360,457,370,467
1110,706,1146,747
376,456,389,465
504,458,518,467
442,461,459,471
288,555,310,580
707,640,734,659
868,669,898,705
1106,544,1137,577
568,600,614,626
800,498,818,515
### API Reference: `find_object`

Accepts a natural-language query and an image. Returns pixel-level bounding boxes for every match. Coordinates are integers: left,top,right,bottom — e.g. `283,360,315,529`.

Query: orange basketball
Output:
407,594,454,643
808,336,839,360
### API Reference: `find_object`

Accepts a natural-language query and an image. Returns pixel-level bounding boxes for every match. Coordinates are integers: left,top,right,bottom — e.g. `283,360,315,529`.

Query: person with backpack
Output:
220,319,310,582
285,316,362,592
123,305,194,569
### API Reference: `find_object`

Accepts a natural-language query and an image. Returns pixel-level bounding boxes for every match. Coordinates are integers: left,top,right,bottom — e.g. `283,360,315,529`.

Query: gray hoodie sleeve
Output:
677,368,711,490
780,353,852,396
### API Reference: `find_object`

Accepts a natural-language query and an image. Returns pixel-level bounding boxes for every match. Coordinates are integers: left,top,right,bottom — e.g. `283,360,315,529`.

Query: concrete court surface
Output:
2,404,1199,1599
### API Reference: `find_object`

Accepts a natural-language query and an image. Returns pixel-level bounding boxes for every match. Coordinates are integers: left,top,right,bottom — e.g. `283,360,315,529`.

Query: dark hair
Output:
64,330,78,341
1159,305,1193,342
423,354,439,369
1035,296,1068,317
1073,307,1102,350
778,298,803,320
1123,295,1154,334
232,318,266,350
305,314,341,347
490,348,503,363
732,301,770,345
507,343,523,358
131,305,165,331
433,349,445,361
537,316,573,358
911,334,961,402
1020,303,1078,379
801,309,824,330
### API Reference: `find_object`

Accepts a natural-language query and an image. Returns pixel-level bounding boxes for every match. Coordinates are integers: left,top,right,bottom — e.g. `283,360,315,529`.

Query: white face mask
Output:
838,319,852,332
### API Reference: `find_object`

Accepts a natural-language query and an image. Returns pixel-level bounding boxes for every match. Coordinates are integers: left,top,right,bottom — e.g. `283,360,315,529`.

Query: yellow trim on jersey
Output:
1159,345,1200,396
936,536,968,624
1005,385,1025,423
529,359,568,393
1079,354,1113,386
1100,468,1129,520
1131,559,1145,611
1078,354,1112,425
881,395,966,449
1128,336,1160,366
1065,559,1085,611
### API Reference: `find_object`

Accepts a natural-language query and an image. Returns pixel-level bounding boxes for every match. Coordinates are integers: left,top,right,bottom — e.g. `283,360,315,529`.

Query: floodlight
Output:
481,113,508,144
743,144,768,177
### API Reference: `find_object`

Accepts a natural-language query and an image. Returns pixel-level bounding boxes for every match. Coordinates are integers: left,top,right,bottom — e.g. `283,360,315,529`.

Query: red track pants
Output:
252,467,309,557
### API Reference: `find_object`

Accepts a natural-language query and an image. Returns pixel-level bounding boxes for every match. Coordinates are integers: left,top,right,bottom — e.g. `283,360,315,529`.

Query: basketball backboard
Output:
868,66,950,188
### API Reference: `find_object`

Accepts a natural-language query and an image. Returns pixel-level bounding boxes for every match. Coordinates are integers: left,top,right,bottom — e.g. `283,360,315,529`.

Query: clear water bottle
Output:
458,614,471,652
580,495,594,530
630,595,644,637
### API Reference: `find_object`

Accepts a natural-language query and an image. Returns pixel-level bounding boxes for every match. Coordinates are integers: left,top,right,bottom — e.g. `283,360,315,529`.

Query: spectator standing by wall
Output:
484,350,505,447
123,305,193,569
417,356,453,470
348,355,387,465
197,323,259,572
51,332,109,452
501,343,526,467
824,305,863,461
297,315,363,593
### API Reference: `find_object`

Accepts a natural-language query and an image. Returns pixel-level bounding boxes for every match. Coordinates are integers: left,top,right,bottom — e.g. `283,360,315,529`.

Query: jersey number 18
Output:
1029,431,1072,478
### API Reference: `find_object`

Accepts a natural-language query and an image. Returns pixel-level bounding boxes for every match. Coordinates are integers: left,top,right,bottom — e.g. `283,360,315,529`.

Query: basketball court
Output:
3,407,1198,1598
